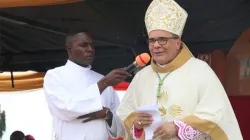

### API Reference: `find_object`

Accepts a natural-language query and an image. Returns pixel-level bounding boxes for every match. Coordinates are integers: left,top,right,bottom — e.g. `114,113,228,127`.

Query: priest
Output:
116,0,243,139
44,32,127,140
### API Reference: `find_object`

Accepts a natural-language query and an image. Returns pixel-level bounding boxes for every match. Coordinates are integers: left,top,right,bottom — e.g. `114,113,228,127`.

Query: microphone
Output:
124,53,151,74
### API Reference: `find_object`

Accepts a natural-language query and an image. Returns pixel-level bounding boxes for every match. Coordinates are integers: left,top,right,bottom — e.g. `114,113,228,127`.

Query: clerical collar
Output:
151,44,193,73
156,63,168,67
65,60,91,72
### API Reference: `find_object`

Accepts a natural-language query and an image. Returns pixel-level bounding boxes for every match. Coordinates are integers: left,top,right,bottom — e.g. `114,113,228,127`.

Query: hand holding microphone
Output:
124,53,151,74
98,53,150,93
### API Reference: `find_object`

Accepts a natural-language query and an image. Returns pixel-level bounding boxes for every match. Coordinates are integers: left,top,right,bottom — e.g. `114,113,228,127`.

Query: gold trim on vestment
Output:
123,112,145,140
182,115,228,140
151,44,193,73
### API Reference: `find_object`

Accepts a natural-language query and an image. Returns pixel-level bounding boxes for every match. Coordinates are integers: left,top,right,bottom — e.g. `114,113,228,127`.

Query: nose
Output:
87,44,94,52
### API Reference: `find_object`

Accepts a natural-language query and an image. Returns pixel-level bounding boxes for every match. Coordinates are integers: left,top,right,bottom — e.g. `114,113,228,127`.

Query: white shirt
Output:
44,60,125,140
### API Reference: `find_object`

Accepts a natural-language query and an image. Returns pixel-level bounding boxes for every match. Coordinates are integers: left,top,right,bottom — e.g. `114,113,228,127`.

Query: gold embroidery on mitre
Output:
168,104,182,117
144,0,188,37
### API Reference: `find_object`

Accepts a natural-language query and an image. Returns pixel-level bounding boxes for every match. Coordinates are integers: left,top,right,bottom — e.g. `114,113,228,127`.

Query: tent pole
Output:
10,70,14,88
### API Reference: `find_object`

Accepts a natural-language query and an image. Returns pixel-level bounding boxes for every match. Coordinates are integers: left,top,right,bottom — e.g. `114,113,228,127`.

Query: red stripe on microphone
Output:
139,54,146,64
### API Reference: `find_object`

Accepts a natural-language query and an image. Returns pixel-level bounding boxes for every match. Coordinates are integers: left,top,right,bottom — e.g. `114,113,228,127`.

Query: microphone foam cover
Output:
135,53,151,67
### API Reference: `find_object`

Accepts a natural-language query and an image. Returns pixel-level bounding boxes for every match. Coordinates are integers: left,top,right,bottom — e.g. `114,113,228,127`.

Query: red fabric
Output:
228,96,250,140
113,82,130,90
133,124,144,138
175,124,181,140
25,134,35,140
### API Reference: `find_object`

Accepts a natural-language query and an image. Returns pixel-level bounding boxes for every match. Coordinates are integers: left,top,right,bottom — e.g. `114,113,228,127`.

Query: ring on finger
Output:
137,120,142,125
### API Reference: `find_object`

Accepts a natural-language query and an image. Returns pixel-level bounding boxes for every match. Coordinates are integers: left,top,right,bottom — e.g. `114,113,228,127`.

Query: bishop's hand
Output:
152,122,177,139
134,112,153,130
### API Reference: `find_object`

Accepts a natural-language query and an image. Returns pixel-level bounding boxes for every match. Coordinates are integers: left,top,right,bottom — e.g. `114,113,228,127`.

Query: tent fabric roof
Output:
0,0,250,76
0,71,44,91
0,0,80,8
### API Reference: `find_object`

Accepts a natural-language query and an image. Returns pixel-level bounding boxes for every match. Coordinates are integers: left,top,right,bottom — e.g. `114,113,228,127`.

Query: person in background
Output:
25,134,35,140
10,130,25,140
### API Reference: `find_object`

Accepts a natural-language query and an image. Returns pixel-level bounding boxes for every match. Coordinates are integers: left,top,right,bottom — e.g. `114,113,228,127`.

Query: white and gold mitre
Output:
145,0,188,37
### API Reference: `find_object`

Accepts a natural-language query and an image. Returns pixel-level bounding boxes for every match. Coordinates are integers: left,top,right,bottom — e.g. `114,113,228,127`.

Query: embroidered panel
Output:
197,53,211,66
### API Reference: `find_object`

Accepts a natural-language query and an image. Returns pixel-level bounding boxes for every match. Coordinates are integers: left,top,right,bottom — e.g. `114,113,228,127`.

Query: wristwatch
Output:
104,108,112,120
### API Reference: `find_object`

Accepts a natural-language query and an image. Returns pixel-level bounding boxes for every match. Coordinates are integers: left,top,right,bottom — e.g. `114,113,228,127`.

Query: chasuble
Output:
116,46,243,140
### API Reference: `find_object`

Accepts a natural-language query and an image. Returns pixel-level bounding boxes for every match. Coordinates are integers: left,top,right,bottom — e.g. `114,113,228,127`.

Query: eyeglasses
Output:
148,37,179,46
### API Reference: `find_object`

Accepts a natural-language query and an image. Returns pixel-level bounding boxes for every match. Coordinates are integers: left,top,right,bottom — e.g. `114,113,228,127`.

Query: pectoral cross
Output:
159,81,163,87
157,81,163,98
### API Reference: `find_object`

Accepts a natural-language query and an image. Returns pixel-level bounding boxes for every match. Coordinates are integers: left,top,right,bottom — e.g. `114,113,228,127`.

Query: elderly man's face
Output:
66,33,95,66
148,30,181,65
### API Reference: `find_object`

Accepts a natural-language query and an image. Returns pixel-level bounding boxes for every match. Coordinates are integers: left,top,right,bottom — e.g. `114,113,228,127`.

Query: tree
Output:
0,111,6,139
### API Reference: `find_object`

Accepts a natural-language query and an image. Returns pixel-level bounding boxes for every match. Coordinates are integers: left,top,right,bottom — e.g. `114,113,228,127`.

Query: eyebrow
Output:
149,37,156,40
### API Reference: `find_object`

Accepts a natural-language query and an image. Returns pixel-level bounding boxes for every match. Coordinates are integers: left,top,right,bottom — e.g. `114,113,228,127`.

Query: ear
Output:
176,39,182,50
65,44,72,55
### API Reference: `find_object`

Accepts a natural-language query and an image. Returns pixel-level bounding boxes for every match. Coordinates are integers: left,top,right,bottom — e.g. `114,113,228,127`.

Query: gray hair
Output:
172,33,183,49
